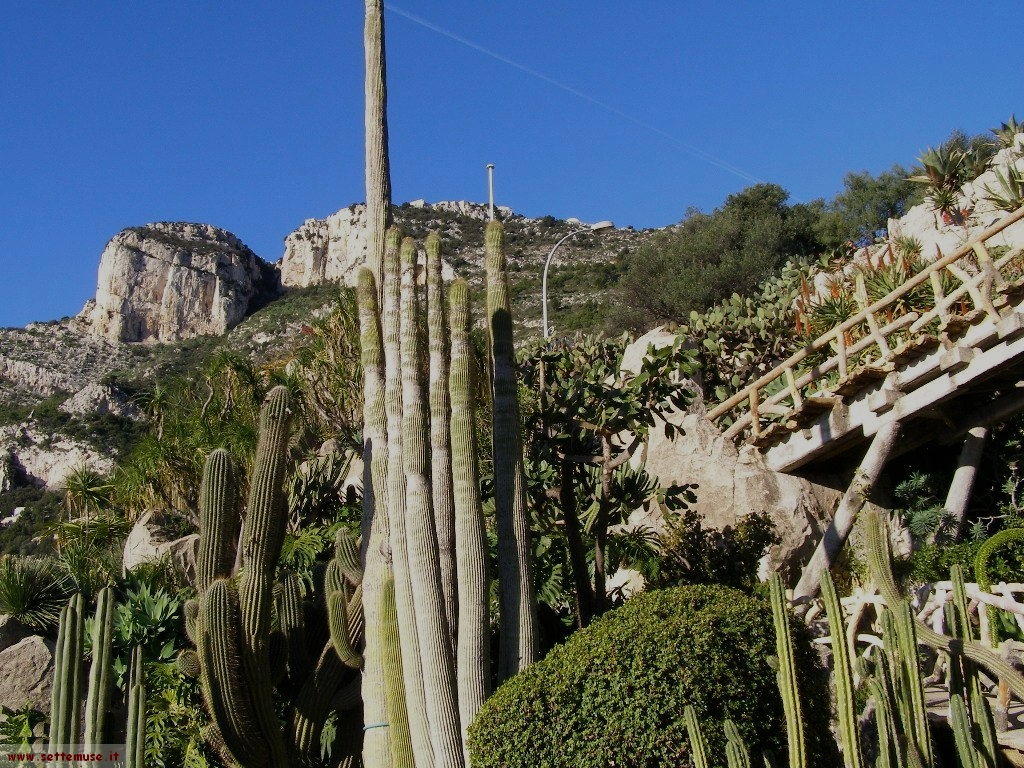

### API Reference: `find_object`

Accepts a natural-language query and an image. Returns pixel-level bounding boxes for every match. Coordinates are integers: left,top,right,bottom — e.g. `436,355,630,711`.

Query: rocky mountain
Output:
0,200,648,490
83,221,279,344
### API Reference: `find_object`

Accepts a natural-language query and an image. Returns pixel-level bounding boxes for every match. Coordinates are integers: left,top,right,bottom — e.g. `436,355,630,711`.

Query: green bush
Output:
468,585,834,768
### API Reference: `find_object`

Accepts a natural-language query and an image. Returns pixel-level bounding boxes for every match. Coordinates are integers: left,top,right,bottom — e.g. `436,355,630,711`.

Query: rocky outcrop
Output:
122,511,199,581
621,329,842,574
85,222,278,343
0,424,113,489
59,382,138,420
279,200,510,288
0,636,55,713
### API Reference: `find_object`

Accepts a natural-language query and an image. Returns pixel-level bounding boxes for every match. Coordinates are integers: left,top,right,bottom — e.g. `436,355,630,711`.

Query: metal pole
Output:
486,163,495,221
542,231,579,338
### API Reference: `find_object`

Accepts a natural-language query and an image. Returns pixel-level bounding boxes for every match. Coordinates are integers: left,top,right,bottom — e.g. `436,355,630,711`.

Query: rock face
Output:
0,635,55,713
0,615,33,654
0,424,113,489
621,329,842,574
86,222,278,343
59,382,138,420
122,511,199,581
279,200,510,288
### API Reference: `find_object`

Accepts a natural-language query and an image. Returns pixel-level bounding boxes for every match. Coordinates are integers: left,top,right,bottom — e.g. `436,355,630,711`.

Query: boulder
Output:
86,222,278,343
0,615,34,654
0,425,114,489
0,636,55,713
59,382,139,420
122,511,199,582
621,331,842,575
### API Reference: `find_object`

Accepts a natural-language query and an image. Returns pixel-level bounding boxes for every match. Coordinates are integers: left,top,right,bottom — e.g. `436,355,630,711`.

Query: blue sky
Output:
1,1,1021,327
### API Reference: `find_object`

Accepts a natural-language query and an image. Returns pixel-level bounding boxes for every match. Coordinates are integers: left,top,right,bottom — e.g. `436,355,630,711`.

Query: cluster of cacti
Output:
47,588,144,764
179,390,369,768
354,219,533,768
763,509,1024,768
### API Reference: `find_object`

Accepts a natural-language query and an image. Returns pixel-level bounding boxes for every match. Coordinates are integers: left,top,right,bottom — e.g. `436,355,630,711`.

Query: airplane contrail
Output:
384,3,763,185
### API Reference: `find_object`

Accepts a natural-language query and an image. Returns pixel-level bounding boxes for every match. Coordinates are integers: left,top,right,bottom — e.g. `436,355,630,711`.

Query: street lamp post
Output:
541,220,614,338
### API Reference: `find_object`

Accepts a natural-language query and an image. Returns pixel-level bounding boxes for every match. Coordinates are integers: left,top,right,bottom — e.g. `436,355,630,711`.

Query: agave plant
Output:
0,555,71,631
994,114,1023,150
928,186,963,222
909,143,967,191
984,165,1024,212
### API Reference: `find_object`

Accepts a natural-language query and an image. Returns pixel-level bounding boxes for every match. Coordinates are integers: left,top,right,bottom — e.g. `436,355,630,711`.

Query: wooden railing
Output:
707,205,1024,443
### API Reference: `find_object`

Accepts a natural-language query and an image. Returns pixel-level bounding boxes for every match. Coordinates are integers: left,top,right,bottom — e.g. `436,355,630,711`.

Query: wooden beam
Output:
930,425,988,544
793,421,902,601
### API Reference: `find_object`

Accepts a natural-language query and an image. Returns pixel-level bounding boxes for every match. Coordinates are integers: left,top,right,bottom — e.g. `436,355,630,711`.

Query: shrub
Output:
468,585,834,768
0,555,71,631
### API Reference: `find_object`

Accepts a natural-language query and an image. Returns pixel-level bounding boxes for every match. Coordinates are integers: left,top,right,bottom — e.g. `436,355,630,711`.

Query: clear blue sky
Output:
1,1,1021,327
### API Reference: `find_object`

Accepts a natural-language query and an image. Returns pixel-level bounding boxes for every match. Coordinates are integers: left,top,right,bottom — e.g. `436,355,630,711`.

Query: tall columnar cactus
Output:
196,448,237,592
357,261,392,768
867,660,899,768
426,231,457,638
363,0,391,285
820,572,862,768
950,693,984,768
48,593,84,754
769,574,806,768
378,229,434,765
950,566,999,768
83,586,115,752
864,507,1024,699
888,601,933,767
484,219,540,679
399,235,464,767
449,277,490,755
125,647,146,768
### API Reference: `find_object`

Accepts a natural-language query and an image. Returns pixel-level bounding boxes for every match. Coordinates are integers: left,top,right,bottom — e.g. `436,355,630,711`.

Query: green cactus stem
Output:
484,219,539,679
769,575,806,768
820,572,862,768
328,590,365,669
382,574,414,768
950,693,982,768
890,600,933,766
449,277,490,757
84,586,115,752
683,705,710,768
724,719,751,768
125,647,146,768
197,448,237,592
399,235,464,767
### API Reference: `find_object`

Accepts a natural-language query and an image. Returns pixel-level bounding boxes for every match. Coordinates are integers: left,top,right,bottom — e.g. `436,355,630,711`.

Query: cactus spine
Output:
769,574,806,768
400,235,464,767
83,586,115,752
449,277,490,757
485,219,539,679
426,231,457,638
821,572,863,768
358,263,393,768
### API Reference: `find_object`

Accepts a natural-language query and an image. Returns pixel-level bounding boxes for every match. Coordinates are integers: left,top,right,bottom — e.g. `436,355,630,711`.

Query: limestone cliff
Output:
85,222,278,343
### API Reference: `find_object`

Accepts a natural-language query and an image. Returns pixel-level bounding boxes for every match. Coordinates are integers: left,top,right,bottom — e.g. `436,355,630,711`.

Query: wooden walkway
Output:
707,206,1024,473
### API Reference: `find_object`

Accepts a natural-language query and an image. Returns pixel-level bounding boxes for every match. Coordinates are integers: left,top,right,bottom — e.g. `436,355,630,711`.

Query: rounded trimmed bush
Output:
468,584,832,768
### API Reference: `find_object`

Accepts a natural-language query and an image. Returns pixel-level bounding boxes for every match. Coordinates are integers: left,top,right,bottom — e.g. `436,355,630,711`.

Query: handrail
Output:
707,204,1024,433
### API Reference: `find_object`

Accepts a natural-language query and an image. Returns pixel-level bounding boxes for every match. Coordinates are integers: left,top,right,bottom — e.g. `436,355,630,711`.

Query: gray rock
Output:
86,222,278,343
621,331,842,575
122,511,199,582
0,636,55,713
59,382,139,420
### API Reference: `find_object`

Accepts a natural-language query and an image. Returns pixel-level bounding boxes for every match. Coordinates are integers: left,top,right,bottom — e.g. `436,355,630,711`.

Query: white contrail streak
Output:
384,3,763,184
